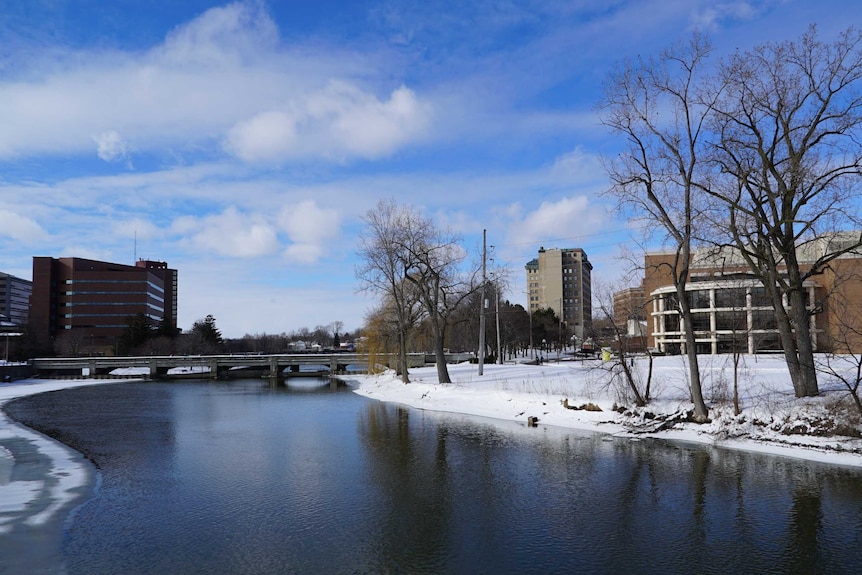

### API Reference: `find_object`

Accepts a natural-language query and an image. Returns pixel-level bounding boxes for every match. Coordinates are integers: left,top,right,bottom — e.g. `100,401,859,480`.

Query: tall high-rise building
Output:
0,271,32,327
525,247,592,340
30,257,178,354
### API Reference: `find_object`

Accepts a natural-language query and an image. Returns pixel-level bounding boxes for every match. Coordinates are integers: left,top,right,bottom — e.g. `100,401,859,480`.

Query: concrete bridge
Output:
30,352,474,380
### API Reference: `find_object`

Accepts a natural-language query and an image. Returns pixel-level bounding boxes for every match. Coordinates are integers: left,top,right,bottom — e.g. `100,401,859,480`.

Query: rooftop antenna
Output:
134,227,137,262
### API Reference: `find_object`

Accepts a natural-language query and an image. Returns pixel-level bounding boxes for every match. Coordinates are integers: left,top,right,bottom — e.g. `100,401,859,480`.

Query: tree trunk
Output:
787,284,819,397
677,281,709,422
431,318,451,384
766,257,819,398
783,249,818,396
397,323,410,383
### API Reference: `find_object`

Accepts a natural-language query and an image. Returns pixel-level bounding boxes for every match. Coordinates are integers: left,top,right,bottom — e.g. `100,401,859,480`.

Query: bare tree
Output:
399,211,480,384
599,34,714,421
357,199,422,383
54,331,87,357
594,280,650,406
708,25,862,398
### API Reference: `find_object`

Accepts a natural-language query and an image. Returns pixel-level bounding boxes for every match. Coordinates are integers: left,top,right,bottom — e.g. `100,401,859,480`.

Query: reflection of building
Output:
525,247,592,340
638,238,862,354
30,258,178,354
0,271,32,327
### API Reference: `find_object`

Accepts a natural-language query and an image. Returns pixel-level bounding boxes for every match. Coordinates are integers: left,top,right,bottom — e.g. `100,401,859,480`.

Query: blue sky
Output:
1,0,859,337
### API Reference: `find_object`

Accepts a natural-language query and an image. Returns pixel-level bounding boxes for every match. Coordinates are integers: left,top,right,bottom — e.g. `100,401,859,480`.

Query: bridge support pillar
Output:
149,360,158,379
268,357,280,379
210,359,219,379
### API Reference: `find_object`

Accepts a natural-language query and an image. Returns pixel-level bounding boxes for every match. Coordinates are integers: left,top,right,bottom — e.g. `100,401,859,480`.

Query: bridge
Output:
29,352,474,380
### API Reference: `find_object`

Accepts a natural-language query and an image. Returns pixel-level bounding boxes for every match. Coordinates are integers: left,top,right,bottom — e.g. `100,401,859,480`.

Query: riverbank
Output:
349,355,862,468
0,378,128,573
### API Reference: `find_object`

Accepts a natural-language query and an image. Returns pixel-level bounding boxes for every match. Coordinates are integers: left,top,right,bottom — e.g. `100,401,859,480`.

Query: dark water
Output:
5,379,862,574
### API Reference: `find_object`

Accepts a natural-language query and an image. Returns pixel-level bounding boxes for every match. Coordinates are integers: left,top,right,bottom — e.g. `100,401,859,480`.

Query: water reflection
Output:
355,405,862,575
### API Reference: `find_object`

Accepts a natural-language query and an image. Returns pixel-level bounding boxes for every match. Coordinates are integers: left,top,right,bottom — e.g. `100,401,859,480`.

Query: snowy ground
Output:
348,354,862,468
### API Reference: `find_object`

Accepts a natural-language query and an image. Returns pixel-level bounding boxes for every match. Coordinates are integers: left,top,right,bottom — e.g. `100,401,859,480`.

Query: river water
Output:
4,378,862,574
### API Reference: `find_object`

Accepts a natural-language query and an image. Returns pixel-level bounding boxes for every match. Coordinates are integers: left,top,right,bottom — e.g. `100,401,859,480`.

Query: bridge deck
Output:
30,352,473,379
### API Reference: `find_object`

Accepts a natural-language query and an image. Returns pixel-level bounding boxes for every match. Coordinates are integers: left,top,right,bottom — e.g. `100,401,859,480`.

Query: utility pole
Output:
478,229,486,375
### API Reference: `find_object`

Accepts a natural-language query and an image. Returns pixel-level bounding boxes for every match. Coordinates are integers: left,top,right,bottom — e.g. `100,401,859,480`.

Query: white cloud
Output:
278,200,341,264
0,209,47,242
549,147,604,180
507,195,608,248
157,0,279,66
689,1,760,30
224,82,430,163
109,218,159,239
175,207,279,258
94,130,130,162
223,110,299,163
0,1,425,163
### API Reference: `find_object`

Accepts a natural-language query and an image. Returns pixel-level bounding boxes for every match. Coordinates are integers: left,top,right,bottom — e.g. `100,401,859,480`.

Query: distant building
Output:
30,257,178,354
525,247,593,340
613,286,646,330
640,236,862,354
0,271,32,327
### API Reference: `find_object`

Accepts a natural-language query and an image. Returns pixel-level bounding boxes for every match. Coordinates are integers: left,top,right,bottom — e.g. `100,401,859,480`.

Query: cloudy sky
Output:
0,0,858,337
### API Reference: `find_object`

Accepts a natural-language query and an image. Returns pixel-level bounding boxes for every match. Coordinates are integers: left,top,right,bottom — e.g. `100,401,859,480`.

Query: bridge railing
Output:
30,351,475,379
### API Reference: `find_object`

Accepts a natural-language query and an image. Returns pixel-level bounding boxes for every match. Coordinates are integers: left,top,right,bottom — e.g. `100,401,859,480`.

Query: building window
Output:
715,288,746,308
752,310,778,330
750,287,771,307
690,313,711,332
716,310,747,331
687,290,710,309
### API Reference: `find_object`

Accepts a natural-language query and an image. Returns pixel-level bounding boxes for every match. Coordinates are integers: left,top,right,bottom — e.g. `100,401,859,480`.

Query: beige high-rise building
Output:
525,247,592,341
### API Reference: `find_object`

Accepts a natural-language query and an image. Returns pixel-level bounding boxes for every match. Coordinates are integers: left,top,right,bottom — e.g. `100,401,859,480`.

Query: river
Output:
3,378,862,574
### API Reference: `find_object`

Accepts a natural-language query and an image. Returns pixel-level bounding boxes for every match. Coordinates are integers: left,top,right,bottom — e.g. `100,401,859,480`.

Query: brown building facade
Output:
30,257,178,354
636,241,862,355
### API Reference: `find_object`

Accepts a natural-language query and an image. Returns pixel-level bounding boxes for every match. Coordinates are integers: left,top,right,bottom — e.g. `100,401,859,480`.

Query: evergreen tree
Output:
192,315,223,347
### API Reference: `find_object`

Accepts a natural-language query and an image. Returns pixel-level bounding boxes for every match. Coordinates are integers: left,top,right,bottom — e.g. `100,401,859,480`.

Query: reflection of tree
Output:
355,400,861,573
356,402,453,569
786,472,823,575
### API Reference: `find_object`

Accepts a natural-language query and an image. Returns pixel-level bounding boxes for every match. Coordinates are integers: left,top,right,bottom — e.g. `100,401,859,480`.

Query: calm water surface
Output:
5,379,862,574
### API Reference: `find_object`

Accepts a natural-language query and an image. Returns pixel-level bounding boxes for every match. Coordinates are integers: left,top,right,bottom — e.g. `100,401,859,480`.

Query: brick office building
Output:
635,237,862,355
30,257,178,355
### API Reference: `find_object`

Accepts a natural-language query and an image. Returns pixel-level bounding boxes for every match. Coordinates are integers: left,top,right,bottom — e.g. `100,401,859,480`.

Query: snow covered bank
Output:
0,379,133,534
349,356,862,468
